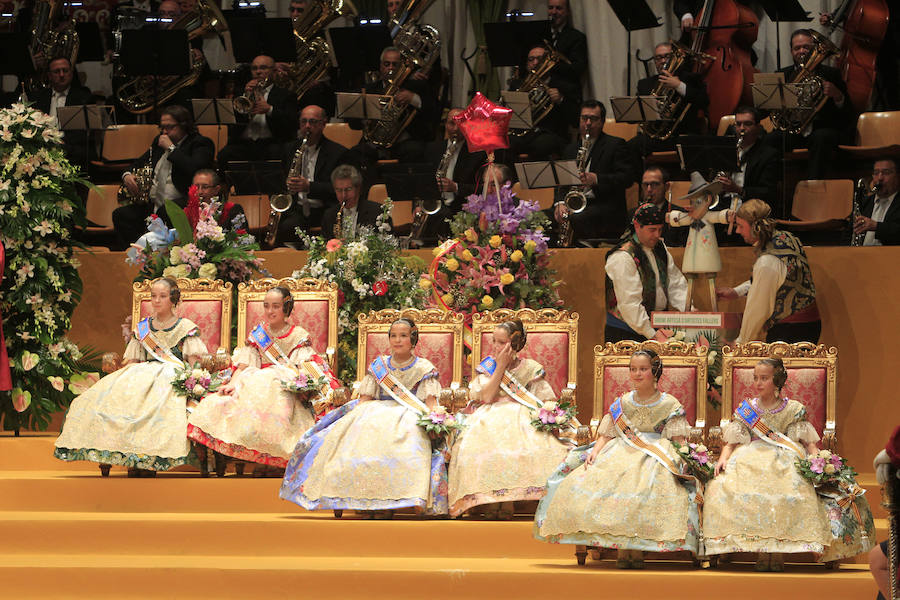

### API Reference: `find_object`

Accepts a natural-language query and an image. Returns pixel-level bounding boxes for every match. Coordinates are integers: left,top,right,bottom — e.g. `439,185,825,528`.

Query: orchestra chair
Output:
228,194,268,235
776,179,853,233
668,180,692,210
390,200,414,228
324,122,362,149
578,339,709,566
512,183,555,210
625,183,640,213
603,118,638,142
197,124,228,160
90,124,159,173
716,115,735,136
839,111,900,158
367,183,388,204
83,184,119,244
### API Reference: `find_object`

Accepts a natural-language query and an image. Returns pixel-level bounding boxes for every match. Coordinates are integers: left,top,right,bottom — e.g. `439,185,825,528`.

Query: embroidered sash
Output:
478,356,543,411
297,354,342,414
135,318,184,368
609,397,704,508
249,324,293,368
369,356,428,415
733,399,806,457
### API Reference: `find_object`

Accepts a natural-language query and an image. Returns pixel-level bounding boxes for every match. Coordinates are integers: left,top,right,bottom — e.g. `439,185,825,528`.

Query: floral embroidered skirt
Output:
54,361,192,471
448,400,569,516
280,399,448,514
534,437,701,555
188,366,316,468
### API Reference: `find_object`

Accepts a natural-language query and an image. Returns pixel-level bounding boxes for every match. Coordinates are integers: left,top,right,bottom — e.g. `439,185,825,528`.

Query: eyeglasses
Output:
641,181,663,187
299,118,324,125
873,169,896,176
653,53,673,61
159,123,178,131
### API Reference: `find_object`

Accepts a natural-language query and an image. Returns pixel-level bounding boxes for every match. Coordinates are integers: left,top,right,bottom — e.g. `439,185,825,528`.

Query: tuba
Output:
28,0,80,91
639,40,709,141
265,138,305,247
388,0,438,31
770,30,839,135
508,44,569,133
362,23,441,148
116,0,229,115
559,131,591,248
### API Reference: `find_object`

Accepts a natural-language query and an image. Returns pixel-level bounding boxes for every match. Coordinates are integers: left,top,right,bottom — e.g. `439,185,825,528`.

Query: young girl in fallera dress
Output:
280,318,447,518
534,349,702,568
448,318,570,519
704,358,874,570
54,278,208,476
188,286,336,476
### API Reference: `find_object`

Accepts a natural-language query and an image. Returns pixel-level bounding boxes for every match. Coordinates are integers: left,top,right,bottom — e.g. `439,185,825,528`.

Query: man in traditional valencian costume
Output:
604,203,690,343
716,199,821,344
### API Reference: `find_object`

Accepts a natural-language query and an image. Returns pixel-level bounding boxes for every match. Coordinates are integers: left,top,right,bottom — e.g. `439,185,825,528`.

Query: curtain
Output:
465,0,507,101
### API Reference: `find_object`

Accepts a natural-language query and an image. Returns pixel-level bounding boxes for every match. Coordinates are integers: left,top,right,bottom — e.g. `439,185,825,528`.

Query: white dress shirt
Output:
243,85,274,141
733,254,788,343
296,142,322,215
149,144,182,209
864,192,897,246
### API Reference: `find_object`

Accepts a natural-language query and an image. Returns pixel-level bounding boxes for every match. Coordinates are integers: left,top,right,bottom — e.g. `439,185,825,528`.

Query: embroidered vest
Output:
759,230,817,330
605,237,670,322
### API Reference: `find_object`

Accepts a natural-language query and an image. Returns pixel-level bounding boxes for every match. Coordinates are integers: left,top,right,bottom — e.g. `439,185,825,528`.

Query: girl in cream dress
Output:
448,318,570,519
704,358,874,570
534,349,701,568
55,278,207,476
280,318,447,517
188,286,334,476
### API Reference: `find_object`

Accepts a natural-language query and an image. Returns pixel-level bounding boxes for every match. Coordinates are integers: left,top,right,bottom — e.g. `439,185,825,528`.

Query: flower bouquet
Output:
672,441,715,482
417,405,461,439
796,449,858,487
421,183,563,325
172,364,220,401
530,399,576,434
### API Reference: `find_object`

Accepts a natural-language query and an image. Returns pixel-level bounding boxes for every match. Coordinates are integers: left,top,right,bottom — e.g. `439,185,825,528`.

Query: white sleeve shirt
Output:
735,254,787,343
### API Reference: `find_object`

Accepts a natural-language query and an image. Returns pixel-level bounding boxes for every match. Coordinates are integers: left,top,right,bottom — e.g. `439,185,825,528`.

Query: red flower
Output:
236,228,247,235
337,289,345,306
372,281,388,296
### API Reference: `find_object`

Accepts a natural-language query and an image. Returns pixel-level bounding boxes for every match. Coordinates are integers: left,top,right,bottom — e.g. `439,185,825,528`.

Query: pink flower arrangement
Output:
417,405,460,437
673,441,715,482
797,449,855,486
326,239,343,253
530,399,576,433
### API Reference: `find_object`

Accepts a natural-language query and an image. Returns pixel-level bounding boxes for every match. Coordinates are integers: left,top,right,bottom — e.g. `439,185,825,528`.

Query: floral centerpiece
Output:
0,103,101,431
293,201,428,382
796,449,858,487
530,399,576,434
417,405,461,438
280,371,328,395
672,440,715,482
420,183,563,324
172,364,220,401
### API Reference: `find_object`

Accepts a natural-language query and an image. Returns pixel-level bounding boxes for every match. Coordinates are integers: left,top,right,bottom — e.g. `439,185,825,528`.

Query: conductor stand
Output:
756,0,811,71
120,28,191,120
606,0,661,94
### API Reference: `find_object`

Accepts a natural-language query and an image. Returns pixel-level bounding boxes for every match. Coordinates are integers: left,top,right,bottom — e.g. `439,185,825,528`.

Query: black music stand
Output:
756,0,811,70
514,160,581,189
228,16,295,63
120,29,190,115
676,135,739,180
607,0,661,94
57,105,114,169
483,20,551,68
226,160,285,200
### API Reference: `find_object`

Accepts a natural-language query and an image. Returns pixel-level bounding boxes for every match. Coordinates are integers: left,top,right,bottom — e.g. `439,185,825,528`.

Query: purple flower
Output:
499,217,520,234
185,377,196,389
829,455,843,468
809,457,826,473
430,412,446,424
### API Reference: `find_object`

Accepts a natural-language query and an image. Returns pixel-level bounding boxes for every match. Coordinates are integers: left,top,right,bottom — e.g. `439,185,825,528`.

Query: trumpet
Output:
559,131,591,247
233,77,270,115
266,138,306,247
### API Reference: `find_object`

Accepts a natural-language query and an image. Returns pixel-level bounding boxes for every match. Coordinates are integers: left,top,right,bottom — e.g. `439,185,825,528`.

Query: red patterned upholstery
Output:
731,367,827,435
243,299,330,355
140,299,224,354
602,365,699,424
478,331,571,396
364,331,456,388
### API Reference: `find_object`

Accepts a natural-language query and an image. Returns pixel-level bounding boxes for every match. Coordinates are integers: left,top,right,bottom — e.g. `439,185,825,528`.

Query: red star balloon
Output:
453,92,512,153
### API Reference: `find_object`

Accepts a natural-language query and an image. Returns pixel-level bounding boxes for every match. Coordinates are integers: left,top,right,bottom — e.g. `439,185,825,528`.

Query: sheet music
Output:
502,91,533,130
610,96,664,123
515,160,581,188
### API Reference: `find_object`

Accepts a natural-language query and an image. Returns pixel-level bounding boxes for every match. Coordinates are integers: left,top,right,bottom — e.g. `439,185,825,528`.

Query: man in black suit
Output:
765,29,856,180
854,157,900,245
321,164,390,239
547,0,587,87
627,41,709,157
552,100,641,244
715,105,781,211
508,43,581,160
112,105,215,249
217,55,298,170
417,107,487,244
32,57,96,168
277,105,349,245
633,166,687,247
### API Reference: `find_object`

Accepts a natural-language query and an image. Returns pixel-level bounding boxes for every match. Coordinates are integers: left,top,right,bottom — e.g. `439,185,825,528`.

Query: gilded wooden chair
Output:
579,339,709,566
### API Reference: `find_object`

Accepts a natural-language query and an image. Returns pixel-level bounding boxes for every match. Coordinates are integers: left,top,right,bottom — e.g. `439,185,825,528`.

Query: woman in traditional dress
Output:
704,358,874,570
188,286,336,477
448,318,570,519
534,349,702,568
54,277,207,476
280,317,447,518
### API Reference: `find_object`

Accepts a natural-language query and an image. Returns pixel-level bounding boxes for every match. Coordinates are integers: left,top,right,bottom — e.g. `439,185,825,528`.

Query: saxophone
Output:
334,200,346,239
117,162,156,204
407,136,456,246
770,30,840,134
265,137,306,247
559,132,591,248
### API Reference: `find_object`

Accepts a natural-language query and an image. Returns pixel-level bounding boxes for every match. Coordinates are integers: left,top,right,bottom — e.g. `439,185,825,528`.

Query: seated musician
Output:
764,28,856,180
508,43,580,161
552,100,640,245
31,56,96,168
633,166,686,247
113,105,215,249
605,203,690,343
217,55,299,170
715,105,781,211
277,105,349,245
626,41,709,157
418,107,487,243
191,169,245,230
321,164,390,239
547,0,588,86
854,158,900,246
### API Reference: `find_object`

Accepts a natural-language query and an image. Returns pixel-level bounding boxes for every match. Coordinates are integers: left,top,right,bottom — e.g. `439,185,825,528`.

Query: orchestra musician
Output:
31,56,96,168
715,105,781,212
547,0,588,86
191,169,245,230
634,166,687,247
855,158,900,246
320,164,391,239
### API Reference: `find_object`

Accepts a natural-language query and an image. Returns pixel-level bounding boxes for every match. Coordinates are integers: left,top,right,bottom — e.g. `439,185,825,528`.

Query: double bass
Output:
690,0,759,127
826,0,890,111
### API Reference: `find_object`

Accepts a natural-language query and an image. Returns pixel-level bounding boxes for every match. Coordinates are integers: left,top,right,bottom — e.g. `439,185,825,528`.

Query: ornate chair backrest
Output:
720,342,837,448
356,308,464,388
237,277,339,368
132,278,233,355
471,308,579,398
593,340,709,438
